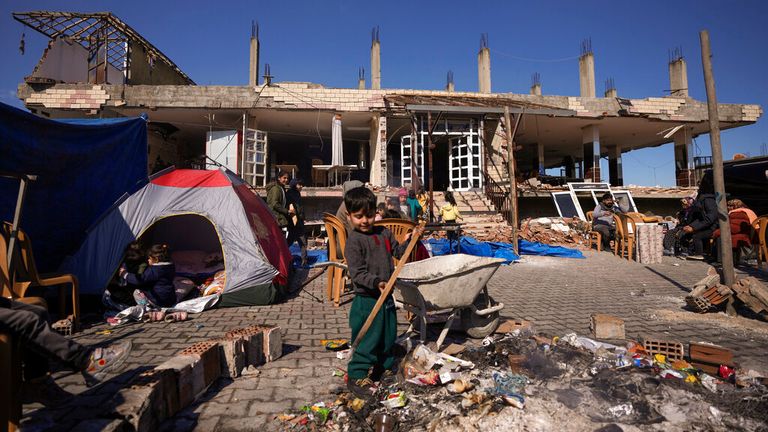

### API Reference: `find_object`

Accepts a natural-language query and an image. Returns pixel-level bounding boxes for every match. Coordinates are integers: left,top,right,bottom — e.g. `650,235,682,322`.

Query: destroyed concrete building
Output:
14,11,763,222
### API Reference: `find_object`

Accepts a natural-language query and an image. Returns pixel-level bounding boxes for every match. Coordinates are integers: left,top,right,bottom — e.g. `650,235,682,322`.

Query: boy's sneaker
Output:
347,377,376,398
82,341,132,387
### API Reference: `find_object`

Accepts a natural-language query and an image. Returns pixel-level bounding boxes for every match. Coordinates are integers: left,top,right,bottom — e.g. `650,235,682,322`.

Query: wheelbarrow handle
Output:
352,221,426,349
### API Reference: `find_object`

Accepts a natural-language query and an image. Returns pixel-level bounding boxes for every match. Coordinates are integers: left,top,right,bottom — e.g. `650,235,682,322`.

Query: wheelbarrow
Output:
394,254,505,350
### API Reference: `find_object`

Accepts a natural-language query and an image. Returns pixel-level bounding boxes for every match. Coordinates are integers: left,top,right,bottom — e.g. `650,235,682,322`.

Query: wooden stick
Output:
352,222,426,349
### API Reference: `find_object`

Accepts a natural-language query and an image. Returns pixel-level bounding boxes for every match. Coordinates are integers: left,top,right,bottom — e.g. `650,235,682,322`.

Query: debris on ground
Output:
273,327,768,431
518,217,590,248
685,266,768,322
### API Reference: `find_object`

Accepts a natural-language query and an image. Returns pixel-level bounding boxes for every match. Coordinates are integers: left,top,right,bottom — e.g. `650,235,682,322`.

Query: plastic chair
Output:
753,216,768,269
2,222,79,331
373,218,418,263
614,214,636,261
1,228,47,432
585,211,602,252
322,213,348,307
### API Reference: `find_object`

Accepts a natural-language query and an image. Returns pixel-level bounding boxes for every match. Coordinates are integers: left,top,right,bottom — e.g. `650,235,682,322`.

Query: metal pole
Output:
503,106,519,254
700,30,736,314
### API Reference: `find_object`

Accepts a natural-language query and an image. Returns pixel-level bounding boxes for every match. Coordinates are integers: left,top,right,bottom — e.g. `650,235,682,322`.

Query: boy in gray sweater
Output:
343,186,419,397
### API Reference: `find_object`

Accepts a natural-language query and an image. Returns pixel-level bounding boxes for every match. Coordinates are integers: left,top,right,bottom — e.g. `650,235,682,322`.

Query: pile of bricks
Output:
74,325,282,432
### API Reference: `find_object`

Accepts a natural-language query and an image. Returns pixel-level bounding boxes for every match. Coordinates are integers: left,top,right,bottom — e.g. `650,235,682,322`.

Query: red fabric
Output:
412,242,430,262
713,210,753,248
384,237,392,254
151,169,231,188
232,184,291,285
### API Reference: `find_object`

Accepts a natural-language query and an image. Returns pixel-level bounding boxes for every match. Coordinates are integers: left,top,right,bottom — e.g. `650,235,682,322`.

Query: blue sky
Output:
1,0,766,186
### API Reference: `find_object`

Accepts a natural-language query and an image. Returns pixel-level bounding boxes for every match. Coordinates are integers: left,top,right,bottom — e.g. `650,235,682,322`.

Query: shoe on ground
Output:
347,376,376,398
19,375,73,407
82,340,132,387
686,255,705,261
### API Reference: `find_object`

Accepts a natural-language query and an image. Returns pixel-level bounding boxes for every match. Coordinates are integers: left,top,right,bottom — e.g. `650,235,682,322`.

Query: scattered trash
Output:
94,329,113,335
347,398,365,412
301,402,331,424
331,368,345,377
195,323,205,330
607,403,634,417
321,339,350,351
336,349,350,360
373,412,397,432
380,391,407,409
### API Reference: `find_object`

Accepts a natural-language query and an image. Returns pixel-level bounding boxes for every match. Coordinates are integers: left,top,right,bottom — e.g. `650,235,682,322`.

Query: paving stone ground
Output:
21,251,768,431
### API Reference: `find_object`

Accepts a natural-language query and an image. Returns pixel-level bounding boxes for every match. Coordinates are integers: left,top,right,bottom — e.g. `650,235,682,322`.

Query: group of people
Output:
591,179,760,264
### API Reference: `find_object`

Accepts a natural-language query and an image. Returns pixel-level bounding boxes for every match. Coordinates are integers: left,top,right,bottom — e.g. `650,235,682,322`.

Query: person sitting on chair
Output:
592,192,627,251
1,298,132,406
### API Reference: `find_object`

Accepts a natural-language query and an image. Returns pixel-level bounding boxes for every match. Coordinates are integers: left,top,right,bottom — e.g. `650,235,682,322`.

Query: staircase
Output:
430,190,512,238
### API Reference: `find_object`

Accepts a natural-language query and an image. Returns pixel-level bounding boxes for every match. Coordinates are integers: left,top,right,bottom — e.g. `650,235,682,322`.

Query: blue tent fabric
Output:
0,102,147,272
289,244,328,268
425,237,584,263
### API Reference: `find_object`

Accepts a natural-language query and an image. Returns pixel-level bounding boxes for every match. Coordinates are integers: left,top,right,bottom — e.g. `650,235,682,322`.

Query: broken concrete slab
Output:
495,319,534,335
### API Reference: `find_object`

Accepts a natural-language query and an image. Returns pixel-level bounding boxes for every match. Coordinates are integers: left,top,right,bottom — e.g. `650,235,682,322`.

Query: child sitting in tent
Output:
119,244,176,308
104,242,146,312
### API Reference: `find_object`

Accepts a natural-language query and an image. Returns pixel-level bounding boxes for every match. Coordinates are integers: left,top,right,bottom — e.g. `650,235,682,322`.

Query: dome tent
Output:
63,168,291,307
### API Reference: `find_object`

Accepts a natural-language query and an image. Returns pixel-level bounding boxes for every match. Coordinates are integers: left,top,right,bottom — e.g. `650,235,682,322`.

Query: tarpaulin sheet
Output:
425,237,584,263
0,102,147,272
289,243,328,268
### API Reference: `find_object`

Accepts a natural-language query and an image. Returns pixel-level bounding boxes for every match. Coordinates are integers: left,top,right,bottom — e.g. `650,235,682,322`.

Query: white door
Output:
400,135,424,186
206,130,238,172
243,128,268,186
448,121,483,191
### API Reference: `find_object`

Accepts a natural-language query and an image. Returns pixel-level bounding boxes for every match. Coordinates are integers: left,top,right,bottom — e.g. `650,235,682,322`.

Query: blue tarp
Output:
289,244,328,268
425,237,584,263
0,102,147,272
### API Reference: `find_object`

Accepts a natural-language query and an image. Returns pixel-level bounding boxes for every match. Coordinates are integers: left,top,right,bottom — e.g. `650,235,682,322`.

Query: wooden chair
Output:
585,211,602,252
753,216,768,269
323,213,348,307
2,223,80,331
614,213,636,260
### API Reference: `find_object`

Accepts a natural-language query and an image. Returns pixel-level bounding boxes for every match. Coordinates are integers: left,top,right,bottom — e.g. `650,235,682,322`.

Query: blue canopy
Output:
0,102,147,272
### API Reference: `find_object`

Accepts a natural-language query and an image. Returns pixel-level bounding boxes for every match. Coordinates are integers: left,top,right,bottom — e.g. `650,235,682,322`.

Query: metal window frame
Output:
552,191,585,219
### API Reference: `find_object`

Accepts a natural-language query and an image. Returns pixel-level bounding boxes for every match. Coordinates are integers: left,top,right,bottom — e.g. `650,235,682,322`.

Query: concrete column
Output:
579,53,596,98
604,88,617,98
532,142,545,175
673,127,695,187
358,67,365,90
446,71,455,92
669,57,688,97
248,23,259,87
530,84,541,95
582,125,601,181
608,145,623,186
370,28,381,90
563,156,575,178
368,114,387,186
478,43,491,93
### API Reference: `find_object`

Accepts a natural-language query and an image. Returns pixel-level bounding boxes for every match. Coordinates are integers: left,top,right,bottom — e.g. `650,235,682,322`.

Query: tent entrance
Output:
137,213,225,283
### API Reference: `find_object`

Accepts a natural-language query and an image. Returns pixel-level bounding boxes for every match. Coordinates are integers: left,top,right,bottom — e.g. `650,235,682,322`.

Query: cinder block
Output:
178,340,221,394
225,326,265,367
110,369,175,432
155,355,197,409
217,336,246,378
590,314,625,339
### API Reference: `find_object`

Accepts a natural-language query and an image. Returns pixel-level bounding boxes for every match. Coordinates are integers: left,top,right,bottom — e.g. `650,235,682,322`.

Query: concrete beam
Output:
669,58,688,98
674,127,695,187
478,47,491,93
579,53,596,98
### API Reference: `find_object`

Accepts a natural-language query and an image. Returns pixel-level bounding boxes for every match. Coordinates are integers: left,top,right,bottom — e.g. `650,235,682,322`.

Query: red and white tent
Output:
63,168,291,306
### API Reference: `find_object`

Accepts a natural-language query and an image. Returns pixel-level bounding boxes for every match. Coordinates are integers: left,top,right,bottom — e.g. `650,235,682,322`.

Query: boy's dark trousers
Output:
0,298,91,380
348,295,397,380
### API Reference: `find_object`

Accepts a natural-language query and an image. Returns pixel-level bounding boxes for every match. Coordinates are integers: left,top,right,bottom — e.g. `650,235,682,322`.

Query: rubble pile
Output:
686,267,768,320
518,217,590,248
274,326,767,432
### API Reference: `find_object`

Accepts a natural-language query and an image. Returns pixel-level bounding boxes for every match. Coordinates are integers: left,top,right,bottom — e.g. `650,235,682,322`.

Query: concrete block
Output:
263,326,283,362
590,314,625,339
155,355,197,409
217,336,246,379
225,326,265,367
110,369,175,432
179,340,221,393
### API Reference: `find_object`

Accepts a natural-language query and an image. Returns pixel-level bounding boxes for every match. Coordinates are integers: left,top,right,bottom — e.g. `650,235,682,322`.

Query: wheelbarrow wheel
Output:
461,293,500,339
